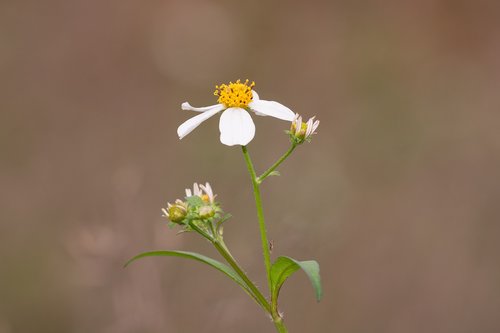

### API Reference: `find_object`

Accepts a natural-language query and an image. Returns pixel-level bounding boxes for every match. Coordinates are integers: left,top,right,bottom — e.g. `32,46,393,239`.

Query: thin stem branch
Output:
188,221,271,313
213,240,271,313
257,143,297,183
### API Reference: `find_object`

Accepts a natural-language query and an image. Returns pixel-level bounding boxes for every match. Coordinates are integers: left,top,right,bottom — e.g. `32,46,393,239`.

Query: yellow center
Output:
214,79,255,108
291,121,308,136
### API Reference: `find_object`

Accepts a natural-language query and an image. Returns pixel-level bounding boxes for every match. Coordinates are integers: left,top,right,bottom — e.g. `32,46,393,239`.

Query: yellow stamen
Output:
201,194,210,203
214,79,255,108
291,122,308,137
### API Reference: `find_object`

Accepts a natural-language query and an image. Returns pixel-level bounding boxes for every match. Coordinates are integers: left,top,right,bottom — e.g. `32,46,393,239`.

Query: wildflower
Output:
199,182,215,203
289,113,319,144
162,199,188,224
185,182,216,204
178,79,295,146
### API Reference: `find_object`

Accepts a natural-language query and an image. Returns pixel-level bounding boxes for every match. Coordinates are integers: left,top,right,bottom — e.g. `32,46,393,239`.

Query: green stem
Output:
273,318,288,333
213,240,271,313
242,146,289,332
188,221,271,313
242,146,272,291
257,143,297,183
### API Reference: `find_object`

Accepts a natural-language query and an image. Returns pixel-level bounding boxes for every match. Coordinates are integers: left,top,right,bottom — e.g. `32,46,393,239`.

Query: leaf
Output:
270,256,322,303
125,250,253,297
216,213,232,228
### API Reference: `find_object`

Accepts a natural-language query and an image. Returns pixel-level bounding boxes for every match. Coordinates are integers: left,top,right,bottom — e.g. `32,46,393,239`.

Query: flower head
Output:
199,205,215,219
185,182,216,204
178,79,295,146
199,182,216,204
289,113,320,144
162,199,188,224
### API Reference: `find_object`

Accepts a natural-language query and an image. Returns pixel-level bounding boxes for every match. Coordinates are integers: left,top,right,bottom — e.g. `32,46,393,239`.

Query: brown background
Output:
1,0,500,332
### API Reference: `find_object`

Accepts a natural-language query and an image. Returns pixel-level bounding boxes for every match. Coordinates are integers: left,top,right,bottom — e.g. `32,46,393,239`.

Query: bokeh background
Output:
1,0,500,332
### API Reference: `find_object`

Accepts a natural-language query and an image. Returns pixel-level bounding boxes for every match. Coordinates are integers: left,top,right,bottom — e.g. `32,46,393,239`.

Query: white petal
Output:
199,182,215,202
312,120,320,132
219,108,256,146
177,106,225,139
250,91,268,115
182,102,225,113
252,90,260,101
306,118,314,137
193,183,201,196
249,99,295,121
296,116,303,135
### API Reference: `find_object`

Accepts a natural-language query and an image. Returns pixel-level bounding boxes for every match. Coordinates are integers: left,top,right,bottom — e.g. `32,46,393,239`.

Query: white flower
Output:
289,113,320,143
199,182,215,203
177,79,295,146
185,182,216,203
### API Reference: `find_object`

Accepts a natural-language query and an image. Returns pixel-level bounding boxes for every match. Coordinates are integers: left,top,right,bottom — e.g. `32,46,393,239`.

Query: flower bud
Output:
289,113,320,144
163,199,188,224
199,205,215,219
186,182,216,204
290,120,308,140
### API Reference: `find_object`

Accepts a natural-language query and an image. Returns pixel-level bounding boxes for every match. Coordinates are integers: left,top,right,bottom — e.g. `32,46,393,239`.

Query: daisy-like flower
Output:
178,79,296,146
289,113,320,144
199,182,215,203
186,182,216,204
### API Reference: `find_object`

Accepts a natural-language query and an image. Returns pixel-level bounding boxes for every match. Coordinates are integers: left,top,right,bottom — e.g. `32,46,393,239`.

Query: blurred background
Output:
1,0,500,332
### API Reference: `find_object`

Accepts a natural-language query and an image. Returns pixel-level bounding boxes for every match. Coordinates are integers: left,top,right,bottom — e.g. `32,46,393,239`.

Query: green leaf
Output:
216,213,232,228
125,250,253,296
270,256,322,302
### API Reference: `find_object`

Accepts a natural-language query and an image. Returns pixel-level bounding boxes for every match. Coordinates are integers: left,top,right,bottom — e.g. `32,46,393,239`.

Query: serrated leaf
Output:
124,250,257,302
270,256,322,303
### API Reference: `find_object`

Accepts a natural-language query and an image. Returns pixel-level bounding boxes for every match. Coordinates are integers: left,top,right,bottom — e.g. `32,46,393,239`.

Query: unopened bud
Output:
199,205,215,219
164,199,188,224
291,121,308,140
289,113,320,144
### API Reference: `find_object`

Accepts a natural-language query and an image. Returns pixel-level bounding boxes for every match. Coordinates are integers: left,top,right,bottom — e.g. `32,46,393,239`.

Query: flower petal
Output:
251,90,270,116
219,108,256,146
249,99,295,121
252,90,260,101
177,106,224,139
181,102,225,113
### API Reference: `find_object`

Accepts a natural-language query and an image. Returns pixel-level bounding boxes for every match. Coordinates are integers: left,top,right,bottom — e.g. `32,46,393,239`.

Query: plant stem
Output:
213,239,271,313
257,143,297,183
242,146,289,332
241,146,272,291
188,221,271,313
273,317,288,333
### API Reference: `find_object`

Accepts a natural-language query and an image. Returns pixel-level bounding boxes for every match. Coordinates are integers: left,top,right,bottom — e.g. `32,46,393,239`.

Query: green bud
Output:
199,205,215,219
164,199,188,224
291,122,308,140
